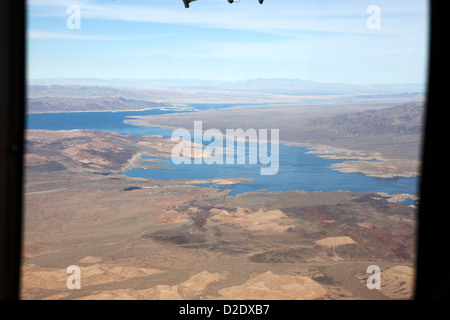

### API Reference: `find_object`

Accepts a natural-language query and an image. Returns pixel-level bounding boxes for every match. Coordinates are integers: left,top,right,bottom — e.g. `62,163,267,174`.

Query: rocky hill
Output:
307,103,424,137
27,96,171,113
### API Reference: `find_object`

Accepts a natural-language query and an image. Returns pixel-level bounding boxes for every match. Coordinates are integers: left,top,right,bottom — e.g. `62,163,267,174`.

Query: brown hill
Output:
27,96,171,113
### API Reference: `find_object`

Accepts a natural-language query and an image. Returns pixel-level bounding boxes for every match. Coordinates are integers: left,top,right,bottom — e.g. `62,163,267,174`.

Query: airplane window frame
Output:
0,0,447,301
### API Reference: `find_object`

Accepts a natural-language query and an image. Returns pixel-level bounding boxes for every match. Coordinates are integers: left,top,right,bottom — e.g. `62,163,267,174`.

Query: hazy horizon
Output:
27,77,427,95
27,76,426,85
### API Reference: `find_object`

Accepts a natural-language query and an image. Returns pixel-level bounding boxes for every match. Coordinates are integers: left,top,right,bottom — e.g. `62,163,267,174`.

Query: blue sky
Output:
27,0,429,85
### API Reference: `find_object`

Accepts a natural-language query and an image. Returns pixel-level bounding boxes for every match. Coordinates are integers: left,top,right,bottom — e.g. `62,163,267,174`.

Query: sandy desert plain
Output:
20,86,423,300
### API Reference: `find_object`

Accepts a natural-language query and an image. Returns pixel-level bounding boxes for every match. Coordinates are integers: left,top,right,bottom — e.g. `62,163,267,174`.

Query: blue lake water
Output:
26,107,420,199
26,104,240,136
26,109,179,137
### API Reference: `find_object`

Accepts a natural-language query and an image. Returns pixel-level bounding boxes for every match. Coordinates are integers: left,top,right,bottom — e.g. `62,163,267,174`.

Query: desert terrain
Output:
21,128,417,300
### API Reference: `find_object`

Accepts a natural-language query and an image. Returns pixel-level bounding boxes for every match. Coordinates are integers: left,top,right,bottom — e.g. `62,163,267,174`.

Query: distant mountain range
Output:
26,78,425,113
28,78,425,95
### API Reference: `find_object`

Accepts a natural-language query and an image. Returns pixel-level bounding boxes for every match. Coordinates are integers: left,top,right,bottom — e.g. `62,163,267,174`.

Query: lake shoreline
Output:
26,110,421,198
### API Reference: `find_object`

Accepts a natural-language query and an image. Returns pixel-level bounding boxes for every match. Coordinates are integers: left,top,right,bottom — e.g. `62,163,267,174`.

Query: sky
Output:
27,0,429,85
